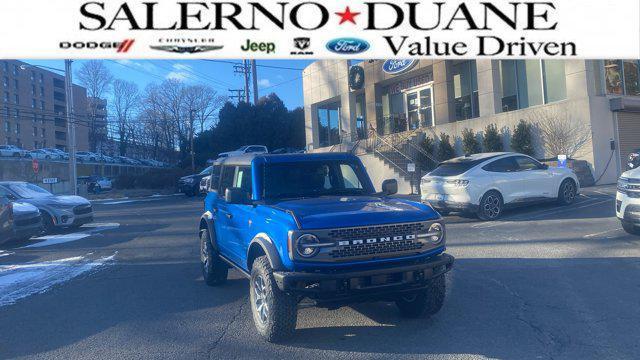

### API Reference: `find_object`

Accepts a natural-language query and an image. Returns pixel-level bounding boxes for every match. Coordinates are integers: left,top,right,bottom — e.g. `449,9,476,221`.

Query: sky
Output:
23,59,315,109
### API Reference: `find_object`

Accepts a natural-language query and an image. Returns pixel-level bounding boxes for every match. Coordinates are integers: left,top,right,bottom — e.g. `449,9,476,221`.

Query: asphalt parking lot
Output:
1,185,639,359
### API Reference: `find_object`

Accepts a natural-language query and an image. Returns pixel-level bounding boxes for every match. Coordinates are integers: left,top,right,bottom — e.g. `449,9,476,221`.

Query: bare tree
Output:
111,79,140,156
76,61,113,152
534,109,591,159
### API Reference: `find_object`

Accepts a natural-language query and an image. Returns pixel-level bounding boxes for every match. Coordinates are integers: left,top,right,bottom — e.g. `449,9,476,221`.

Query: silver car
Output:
0,181,93,233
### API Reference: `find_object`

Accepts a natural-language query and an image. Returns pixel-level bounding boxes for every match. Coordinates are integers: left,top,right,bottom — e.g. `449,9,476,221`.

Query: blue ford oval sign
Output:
382,60,418,75
326,38,370,55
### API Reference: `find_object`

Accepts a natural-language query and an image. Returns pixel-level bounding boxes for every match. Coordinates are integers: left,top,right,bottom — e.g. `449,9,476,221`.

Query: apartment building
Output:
0,59,89,152
303,59,640,186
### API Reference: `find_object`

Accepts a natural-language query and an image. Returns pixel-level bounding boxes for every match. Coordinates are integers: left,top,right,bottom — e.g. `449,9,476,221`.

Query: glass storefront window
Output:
452,61,479,120
623,60,640,96
605,60,624,95
317,101,341,148
500,60,566,112
355,94,367,140
542,60,567,103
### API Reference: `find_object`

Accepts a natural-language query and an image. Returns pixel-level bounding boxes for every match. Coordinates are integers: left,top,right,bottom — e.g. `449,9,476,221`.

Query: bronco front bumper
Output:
272,254,454,304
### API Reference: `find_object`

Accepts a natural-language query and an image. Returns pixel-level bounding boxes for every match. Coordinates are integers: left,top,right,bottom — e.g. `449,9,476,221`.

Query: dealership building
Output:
303,59,640,190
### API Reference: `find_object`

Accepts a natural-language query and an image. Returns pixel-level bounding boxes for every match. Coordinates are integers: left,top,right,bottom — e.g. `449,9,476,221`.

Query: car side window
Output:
219,166,236,195
483,157,518,172
235,166,253,195
210,165,221,191
514,156,542,171
340,164,363,189
246,146,263,153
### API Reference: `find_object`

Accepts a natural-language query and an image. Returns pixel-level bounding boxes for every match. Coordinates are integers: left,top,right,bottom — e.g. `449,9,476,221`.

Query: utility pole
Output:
228,89,245,104
64,60,77,195
233,62,251,103
189,109,195,173
251,60,258,104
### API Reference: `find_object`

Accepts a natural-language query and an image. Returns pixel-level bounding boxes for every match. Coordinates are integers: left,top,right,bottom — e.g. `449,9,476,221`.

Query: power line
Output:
201,59,303,71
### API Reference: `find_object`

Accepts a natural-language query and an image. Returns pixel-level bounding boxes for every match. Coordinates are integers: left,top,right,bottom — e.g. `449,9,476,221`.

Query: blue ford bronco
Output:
198,153,454,341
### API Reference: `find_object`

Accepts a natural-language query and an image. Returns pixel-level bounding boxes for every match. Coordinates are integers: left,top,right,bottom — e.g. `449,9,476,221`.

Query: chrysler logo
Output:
326,37,370,54
338,234,415,246
150,45,223,54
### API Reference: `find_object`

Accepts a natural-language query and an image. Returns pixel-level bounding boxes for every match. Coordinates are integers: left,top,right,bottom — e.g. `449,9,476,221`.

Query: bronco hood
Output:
271,196,439,229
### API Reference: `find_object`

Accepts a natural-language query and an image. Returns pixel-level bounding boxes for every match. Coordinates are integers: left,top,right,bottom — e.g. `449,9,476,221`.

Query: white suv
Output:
420,152,580,220
616,167,640,235
217,145,268,159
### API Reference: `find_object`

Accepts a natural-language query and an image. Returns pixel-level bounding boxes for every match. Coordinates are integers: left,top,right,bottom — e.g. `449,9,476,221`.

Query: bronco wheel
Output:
557,179,577,205
622,221,640,236
395,275,446,318
477,191,503,221
200,228,228,286
250,256,297,342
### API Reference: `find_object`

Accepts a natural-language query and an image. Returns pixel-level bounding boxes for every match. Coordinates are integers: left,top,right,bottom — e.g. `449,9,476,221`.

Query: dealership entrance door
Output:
406,86,434,130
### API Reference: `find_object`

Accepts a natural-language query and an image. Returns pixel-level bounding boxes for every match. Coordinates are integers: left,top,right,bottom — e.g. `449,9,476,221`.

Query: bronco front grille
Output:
328,223,426,241
329,239,424,259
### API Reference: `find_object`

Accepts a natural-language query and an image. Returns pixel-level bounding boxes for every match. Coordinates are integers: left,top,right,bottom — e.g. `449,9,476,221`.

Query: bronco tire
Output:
200,228,228,286
477,190,503,221
395,274,446,318
622,221,640,236
557,179,577,205
250,256,297,342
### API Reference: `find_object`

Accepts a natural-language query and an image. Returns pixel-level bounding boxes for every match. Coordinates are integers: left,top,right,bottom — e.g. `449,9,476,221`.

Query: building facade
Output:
0,59,89,152
303,59,640,185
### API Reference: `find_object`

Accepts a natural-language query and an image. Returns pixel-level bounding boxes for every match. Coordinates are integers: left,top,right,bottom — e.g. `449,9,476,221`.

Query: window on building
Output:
54,91,65,102
2,62,8,72
3,91,8,102
451,60,479,121
499,60,566,112
39,74,44,84
30,71,35,82
33,127,37,136
53,78,64,89
13,79,18,90
31,98,36,108
55,131,66,141
380,91,407,135
14,109,19,118
317,101,341,148
54,117,66,127
355,94,367,140
14,94,19,104
31,85,35,96
2,76,7,88
54,104,65,115
4,122,9,132
40,86,44,97
42,128,46,137
15,123,20,134
41,101,45,110
606,60,640,96
12,65,18,76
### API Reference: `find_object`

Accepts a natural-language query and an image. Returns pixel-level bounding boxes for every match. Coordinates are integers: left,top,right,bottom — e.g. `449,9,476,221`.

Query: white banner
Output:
0,0,638,59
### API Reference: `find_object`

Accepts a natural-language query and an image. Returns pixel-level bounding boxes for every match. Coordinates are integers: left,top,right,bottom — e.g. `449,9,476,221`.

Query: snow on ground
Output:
0,252,116,307
0,251,13,258
23,223,120,249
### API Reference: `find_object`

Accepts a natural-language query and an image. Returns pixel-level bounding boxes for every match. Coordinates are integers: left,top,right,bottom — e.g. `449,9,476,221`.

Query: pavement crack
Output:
207,297,247,358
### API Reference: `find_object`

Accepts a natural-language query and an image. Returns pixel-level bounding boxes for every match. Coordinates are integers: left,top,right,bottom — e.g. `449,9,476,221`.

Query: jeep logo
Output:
241,39,275,54
338,234,415,246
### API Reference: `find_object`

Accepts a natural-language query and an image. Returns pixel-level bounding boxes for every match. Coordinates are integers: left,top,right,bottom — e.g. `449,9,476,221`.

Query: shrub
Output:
461,128,481,155
417,136,437,171
113,168,190,190
511,120,535,156
437,133,455,161
483,124,503,152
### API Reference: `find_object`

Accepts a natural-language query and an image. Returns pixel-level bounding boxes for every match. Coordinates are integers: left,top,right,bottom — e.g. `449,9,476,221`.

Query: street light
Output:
20,61,78,195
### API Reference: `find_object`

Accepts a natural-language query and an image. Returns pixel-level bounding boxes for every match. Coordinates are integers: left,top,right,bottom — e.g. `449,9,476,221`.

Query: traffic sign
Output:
43,178,59,184
407,163,416,172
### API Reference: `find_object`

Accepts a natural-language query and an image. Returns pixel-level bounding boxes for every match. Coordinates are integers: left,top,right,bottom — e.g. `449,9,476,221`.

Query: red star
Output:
335,6,360,25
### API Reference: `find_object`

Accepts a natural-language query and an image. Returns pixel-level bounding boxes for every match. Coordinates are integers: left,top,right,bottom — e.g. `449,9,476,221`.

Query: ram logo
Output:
338,234,416,246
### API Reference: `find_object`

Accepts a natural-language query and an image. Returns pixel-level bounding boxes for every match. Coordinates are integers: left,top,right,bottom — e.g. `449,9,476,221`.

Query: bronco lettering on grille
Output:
337,234,416,246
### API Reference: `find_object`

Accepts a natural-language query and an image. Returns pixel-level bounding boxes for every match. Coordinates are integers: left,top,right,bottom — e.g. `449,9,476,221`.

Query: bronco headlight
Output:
296,234,320,258
427,223,444,244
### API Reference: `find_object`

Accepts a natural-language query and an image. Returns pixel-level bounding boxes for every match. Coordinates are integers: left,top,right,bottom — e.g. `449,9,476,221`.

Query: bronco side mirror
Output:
381,179,398,196
225,188,250,204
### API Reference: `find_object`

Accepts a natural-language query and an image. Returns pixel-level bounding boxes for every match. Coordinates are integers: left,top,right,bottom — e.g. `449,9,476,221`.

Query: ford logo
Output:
326,38,370,54
382,59,417,74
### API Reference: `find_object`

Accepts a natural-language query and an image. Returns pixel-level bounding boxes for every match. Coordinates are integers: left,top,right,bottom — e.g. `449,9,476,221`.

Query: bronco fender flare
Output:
199,211,218,250
247,233,286,271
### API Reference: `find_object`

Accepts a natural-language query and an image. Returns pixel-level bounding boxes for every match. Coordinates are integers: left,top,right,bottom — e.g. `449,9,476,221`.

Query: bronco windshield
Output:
263,160,374,200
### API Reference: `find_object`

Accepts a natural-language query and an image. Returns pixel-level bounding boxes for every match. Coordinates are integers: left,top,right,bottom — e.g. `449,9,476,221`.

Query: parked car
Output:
270,147,305,154
0,145,28,157
420,152,580,220
616,166,640,235
42,148,69,160
27,149,54,160
198,153,453,341
78,176,112,193
0,182,93,233
178,166,212,197
76,151,100,162
0,188,42,244
217,145,268,159
98,154,116,163
628,148,639,170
